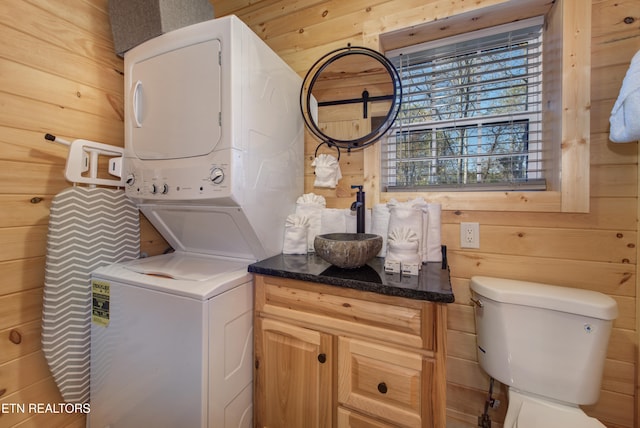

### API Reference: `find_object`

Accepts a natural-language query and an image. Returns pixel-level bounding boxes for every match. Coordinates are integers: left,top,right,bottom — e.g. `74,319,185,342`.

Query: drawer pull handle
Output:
377,382,388,394
317,353,327,364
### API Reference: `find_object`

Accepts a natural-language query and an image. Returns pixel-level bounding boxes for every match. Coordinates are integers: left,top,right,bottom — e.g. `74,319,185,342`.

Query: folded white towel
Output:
387,227,421,265
282,214,310,254
371,204,390,256
295,193,326,252
388,198,426,260
296,193,327,206
320,208,348,234
610,49,640,143
424,203,442,263
345,209,357,233
312,154,342,188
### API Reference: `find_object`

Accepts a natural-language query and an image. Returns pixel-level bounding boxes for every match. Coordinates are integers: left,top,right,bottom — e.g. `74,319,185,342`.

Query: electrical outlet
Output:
460,222,480,249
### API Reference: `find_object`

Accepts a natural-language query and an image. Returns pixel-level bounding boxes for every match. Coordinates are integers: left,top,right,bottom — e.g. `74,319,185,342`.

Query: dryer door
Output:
129,38,222,160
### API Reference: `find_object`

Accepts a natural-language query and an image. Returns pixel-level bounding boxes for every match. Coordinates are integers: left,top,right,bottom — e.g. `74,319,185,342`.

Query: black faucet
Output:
350,185,365,233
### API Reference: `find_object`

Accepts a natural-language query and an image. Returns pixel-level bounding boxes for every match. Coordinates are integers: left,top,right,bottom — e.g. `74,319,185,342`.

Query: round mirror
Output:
300,46,402,151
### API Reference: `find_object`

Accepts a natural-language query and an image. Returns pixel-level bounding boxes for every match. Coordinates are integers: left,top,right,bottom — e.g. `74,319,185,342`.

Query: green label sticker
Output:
92,280,110,327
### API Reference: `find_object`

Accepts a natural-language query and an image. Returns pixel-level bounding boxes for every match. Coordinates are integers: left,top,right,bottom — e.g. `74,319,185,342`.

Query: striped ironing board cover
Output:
42,186,139,403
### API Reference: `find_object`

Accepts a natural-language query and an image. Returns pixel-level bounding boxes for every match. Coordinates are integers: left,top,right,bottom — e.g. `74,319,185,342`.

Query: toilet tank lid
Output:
470,276,618,320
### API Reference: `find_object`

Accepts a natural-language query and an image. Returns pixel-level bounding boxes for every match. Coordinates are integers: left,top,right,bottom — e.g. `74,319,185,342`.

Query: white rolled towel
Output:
424,203,442,263
320,208,348,234
610,49,640,143
282,214,310,254
295,193,326,252
387,227,421,265
312,154,342,188
371,204,390,256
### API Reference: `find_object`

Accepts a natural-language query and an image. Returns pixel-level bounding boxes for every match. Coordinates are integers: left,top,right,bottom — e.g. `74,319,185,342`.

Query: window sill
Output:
379,190,562,212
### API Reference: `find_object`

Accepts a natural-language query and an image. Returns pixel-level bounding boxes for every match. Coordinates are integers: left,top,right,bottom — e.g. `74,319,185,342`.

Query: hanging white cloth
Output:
610,49,640,143
312,153,342,188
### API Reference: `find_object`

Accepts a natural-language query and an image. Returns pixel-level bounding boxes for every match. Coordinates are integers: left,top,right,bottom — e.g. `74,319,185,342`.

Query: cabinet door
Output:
255,317,333,428
338,337,433,428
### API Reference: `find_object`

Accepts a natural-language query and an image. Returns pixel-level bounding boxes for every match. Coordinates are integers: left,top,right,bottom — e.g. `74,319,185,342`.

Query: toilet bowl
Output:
470,276,618,428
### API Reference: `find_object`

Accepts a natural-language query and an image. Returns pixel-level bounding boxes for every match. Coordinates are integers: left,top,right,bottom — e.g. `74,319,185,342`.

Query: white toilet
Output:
470,276,618,428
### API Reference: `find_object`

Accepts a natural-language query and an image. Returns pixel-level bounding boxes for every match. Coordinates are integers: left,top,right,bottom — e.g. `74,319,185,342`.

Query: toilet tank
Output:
470,276,618,405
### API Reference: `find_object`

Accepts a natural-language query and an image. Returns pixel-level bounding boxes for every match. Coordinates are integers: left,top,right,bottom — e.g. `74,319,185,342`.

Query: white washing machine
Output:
90,254,254,427
89,15,302,428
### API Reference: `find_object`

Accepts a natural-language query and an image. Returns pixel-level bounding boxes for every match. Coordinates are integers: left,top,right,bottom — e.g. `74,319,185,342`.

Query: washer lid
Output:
470,276,618,320
94,252,251,300
123,252,249,281
139,203,267,262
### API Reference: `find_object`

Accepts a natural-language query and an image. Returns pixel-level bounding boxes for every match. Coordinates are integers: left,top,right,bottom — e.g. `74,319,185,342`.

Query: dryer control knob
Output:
125,174,136,186
161,184,169,194
149,183,158,194
210,168,224,184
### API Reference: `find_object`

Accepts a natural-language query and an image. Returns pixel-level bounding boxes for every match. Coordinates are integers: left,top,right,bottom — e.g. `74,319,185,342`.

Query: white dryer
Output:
90,15,302,428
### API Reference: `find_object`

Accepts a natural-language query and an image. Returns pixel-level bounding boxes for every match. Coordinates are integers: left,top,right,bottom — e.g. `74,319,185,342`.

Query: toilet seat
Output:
506,390,606,428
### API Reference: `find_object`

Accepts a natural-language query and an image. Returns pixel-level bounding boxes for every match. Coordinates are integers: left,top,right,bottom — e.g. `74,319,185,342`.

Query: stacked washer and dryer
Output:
89,16,303,427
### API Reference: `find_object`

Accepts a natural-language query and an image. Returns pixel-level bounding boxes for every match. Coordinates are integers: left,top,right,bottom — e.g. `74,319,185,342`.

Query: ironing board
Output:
42,186,139,403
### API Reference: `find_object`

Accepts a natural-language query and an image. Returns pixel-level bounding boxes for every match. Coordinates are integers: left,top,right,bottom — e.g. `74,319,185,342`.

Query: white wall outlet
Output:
460,222,480,249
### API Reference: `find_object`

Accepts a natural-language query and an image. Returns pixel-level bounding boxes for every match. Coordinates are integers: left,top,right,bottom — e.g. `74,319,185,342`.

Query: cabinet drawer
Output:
338,337,434,428
337,407,399,428
255,275,435,350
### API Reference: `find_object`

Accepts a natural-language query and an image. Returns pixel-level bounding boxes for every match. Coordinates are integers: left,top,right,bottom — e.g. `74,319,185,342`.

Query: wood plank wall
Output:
0,0,168,426
212,0,640,427
1,0,637,427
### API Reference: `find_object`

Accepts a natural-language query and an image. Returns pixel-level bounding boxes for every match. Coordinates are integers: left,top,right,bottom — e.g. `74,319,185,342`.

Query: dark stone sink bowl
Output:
314,233,383,269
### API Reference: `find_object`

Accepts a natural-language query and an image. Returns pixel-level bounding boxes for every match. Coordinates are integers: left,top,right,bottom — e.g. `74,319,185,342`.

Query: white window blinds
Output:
383,17,545,192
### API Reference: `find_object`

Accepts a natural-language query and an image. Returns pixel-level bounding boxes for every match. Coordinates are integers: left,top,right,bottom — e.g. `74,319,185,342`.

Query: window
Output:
383,18,545,192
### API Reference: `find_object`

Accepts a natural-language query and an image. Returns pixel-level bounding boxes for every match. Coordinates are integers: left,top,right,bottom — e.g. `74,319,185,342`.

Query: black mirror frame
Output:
300,45,402,151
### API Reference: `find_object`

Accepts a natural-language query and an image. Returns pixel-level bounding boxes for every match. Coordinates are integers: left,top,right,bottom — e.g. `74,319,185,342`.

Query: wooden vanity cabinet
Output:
254,274,447,428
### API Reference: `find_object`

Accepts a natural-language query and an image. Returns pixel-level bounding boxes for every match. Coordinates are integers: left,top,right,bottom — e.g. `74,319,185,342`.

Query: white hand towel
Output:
345,209,357,233
312,154,342,188
295,193,326,252
387,226,421,265
282,214,310,254
424,203,442,263
371,204,390,256
610,49,640,143
320,208,348,234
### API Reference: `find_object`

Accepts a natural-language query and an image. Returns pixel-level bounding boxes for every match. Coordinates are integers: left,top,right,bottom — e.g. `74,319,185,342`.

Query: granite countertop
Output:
248,252,455,303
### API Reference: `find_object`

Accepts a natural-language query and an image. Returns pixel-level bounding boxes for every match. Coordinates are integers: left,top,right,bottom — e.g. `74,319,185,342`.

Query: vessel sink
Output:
314,233,383,269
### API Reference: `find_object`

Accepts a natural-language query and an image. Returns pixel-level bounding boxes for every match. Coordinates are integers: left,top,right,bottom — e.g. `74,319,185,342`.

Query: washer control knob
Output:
149,183,157,194
161,184,169,194
125,174,136,186
210,168,224,184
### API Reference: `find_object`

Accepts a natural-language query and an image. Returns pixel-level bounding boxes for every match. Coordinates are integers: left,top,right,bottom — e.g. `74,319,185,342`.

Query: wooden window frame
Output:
365,0,591,213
